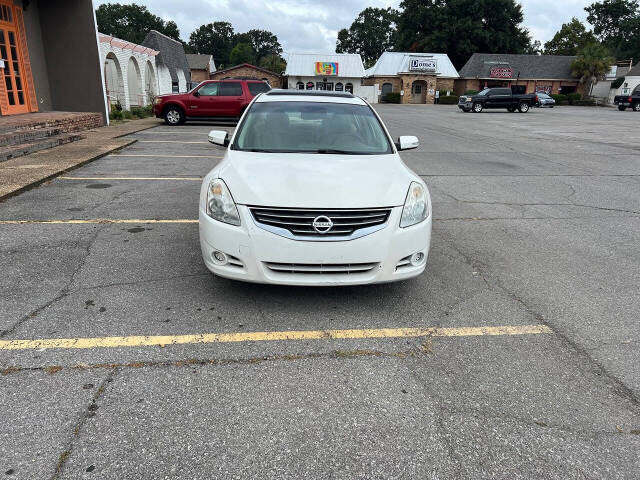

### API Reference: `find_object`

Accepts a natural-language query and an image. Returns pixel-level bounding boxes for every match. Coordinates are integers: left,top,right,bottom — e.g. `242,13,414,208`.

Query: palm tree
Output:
571,43,615,97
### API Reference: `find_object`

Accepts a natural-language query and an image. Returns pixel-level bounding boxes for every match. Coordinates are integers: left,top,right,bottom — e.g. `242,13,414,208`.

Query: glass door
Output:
0,2,30,115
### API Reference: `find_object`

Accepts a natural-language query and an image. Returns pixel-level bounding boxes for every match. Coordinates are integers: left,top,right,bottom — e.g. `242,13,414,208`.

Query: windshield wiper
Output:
313,149,359,154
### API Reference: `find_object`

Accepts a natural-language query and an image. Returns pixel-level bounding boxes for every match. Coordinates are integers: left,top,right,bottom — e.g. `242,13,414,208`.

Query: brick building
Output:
210,63,282,88
187,53,216,83
455,54,584,96
363,52,459,104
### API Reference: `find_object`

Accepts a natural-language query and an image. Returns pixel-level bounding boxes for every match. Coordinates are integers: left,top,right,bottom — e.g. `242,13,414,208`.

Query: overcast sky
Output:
95,0,594,53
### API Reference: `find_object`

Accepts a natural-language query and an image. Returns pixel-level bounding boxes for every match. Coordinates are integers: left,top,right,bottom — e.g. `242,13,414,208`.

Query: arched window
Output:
296,81,304,90
335,82,344,92
345,83,353,93
306,82,314,90
381,82,392,96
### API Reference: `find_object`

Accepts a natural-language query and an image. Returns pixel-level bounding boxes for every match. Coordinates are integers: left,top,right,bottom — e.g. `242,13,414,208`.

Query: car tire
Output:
164,106,185,126
634,103,640,112
518,102,530,113
472,102,483,113
618,105,627,111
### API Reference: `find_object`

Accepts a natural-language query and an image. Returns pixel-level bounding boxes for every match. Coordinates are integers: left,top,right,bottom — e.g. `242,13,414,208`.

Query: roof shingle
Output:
459,54,578,80
142,30,191,83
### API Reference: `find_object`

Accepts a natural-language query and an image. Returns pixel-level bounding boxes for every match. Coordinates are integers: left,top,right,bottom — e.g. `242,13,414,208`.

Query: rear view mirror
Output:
208,130,229,147
396,136,419,151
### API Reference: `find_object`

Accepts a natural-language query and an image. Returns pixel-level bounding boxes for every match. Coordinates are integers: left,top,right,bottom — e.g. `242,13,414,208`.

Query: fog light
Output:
212,250,227,265
411,252,425,266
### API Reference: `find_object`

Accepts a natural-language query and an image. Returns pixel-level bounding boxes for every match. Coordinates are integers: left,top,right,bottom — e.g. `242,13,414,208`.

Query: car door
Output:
185,82,219,116
484,89,498,108
218,81,245,116
492,88,512,108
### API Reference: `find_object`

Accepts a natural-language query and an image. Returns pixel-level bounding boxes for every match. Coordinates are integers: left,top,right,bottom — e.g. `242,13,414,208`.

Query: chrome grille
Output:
264,262,379,275
249,207,391,238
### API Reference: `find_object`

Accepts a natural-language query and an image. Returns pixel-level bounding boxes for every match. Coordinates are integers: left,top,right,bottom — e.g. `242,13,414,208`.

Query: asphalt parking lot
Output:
1,104,639,479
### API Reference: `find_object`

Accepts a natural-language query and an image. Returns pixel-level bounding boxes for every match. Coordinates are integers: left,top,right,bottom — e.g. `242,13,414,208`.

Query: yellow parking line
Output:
0,325,552,351
110,154,222,158
0,219,198,225
58,177,202,181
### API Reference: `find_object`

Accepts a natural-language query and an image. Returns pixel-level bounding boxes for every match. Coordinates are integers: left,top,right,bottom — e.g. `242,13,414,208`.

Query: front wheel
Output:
518,102,530,113
164,106,185,126
633,103,640,112
618,105,627,111
472,102,483,113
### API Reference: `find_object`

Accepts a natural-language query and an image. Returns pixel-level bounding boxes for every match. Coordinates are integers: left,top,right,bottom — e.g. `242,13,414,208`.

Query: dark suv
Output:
152,79,271,125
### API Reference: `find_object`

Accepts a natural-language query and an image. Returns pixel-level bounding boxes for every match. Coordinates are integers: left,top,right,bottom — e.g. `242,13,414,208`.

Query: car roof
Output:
256,89,367,105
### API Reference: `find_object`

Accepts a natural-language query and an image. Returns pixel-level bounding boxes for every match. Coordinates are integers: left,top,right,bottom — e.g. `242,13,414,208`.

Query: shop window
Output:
345,83,353,93
172,82,179,93
306,82,314,90
296,82,304,90
511,85,526,94
412,84,422,94
335,82,344,91
559,85,577,94
381,83,393,96
316,82,333,91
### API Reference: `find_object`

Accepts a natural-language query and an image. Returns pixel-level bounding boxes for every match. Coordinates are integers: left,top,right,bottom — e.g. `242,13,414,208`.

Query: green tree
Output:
571,43,616,96
335,7,399,68
229,42,256,66
258,54,287,74
189,22,235,67
544,18,597,55
396,0,534,69
96,3,181,44
234,29,282,63
585,0,640,60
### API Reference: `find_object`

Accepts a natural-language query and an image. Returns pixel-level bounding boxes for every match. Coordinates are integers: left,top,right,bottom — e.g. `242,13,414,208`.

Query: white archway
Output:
127,57,142,107
104,52,125,108
144,61,157,102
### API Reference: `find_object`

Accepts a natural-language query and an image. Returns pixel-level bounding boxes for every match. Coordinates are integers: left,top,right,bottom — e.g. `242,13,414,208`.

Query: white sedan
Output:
199,90,431,286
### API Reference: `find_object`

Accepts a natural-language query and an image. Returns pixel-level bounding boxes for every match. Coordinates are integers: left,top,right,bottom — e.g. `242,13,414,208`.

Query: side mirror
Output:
193,90,200,97
208,130,229,147
396,136,419,151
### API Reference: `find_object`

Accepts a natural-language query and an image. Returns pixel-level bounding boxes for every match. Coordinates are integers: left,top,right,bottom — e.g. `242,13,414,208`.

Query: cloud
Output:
95,0,595,52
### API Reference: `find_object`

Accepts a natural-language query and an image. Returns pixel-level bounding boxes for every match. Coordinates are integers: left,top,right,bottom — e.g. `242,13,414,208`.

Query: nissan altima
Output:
199,90,431,286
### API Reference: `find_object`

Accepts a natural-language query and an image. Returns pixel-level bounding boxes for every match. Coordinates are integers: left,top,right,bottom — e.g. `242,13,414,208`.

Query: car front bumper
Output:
199,205,431,286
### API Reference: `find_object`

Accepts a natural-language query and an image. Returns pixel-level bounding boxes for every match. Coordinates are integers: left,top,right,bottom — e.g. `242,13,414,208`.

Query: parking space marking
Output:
138,140,209,144
109,154,223,159
58,176,202,181
0,219,198,225
0,325,552,351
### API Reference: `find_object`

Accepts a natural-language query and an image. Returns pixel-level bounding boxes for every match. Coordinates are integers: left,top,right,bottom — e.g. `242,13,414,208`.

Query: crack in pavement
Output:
50,367,119,480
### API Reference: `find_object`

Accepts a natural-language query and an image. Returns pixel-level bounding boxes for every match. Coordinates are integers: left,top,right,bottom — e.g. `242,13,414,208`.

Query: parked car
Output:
458,88,538,113
152,79,271,125
199,90,431,286
613,92,640,111
535,92,556,108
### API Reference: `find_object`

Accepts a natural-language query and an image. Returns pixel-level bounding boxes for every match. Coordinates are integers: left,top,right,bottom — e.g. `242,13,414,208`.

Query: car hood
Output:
217,151,417,208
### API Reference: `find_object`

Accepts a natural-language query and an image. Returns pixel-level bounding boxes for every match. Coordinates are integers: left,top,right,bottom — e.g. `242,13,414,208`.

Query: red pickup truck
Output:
152,79,271,125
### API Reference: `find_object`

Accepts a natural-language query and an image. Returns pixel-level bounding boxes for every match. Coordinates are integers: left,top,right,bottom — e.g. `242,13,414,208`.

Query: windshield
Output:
537,93,550,98
232,101,393,154
477,89,491,96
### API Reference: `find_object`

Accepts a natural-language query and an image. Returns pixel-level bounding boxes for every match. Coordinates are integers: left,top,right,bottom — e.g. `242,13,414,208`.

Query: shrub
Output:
611,77,625,89
566,93,582,104
551,94,568,105
122,110,133,120
113,100,123,112
438,95,459,105
382,92,401,103
109,110,123,121
573,99,596,106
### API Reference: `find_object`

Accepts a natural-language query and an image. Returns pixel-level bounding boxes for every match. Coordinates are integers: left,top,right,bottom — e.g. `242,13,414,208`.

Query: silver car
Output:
536,93,556,108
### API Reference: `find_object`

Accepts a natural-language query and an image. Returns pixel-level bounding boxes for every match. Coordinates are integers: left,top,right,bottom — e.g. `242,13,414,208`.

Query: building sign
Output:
535,85,552,95
315,62,339,76
408,57,437,73
490,66,514,78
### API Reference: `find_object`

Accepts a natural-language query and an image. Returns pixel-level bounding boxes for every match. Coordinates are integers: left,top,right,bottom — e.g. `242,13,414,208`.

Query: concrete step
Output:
0,124,89,148
0,132,86,163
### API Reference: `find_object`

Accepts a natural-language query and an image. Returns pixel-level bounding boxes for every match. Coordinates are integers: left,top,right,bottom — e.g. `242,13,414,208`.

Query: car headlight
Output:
153,97,162,105
206,179,240,226
400,182,430,228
